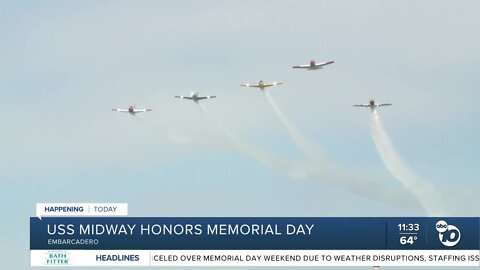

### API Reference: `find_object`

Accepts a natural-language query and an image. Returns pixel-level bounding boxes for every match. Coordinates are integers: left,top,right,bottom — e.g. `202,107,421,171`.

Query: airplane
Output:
175,91,216,103
353,100,392,110
240,80,283,90
112,105,152,114
292,60,335,70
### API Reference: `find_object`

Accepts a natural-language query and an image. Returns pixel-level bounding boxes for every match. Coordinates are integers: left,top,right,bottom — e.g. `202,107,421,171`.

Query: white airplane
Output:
175,91,216,103
240,80,282,90
292,60,335,70
353,100,392,110
112,105,152,114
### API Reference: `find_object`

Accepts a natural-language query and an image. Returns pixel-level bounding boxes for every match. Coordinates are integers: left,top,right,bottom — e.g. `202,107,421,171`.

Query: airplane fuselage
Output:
293,60,334,70
353,99,391,110
175,91,215,103
308,60,323,70
112,105,151,114
258,80,265,89
191,92,199,102
368,100,378,110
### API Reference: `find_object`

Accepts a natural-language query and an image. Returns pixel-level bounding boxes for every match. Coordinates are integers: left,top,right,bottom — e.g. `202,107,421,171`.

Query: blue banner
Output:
30,217,480,250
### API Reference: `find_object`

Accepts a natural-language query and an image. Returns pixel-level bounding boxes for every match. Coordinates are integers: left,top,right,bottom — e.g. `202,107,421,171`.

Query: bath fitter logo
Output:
45,250,70,265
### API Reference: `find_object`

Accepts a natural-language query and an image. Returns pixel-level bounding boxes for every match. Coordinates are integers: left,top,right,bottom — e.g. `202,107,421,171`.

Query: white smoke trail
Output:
133,115,201,145
262,91,436,210
370,110,447,216
264,91,330,165
197,103,289,166
264,91,360,184
198,103,420,209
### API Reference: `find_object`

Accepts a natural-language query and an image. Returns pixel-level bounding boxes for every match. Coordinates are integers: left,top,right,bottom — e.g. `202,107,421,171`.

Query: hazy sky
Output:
1,1,479,269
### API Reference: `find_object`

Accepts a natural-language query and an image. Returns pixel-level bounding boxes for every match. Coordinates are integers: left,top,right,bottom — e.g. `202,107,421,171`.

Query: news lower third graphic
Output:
30,204,480,267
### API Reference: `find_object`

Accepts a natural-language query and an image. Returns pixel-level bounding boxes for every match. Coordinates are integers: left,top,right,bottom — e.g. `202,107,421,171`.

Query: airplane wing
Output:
175,96,194,100
265,82,282,87
133,109,152,113
292,65,310,69
197,96,216,100
353,104,369,107
315,60,335,67
378,103,392,107
112,109,129,112
241,84,260,88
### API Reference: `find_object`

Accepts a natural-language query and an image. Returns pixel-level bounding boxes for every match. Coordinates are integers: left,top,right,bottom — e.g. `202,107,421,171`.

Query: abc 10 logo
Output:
435,220,461,247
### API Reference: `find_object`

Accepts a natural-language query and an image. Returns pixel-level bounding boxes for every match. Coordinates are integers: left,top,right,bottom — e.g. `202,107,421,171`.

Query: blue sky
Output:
0,1,479,269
